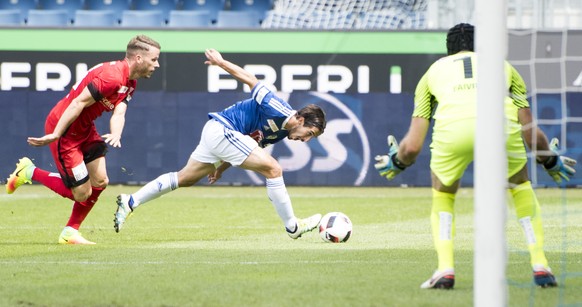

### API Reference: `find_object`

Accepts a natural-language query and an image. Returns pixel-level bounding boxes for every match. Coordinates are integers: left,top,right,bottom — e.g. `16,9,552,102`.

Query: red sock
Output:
32,168,74,200
66,187,104,229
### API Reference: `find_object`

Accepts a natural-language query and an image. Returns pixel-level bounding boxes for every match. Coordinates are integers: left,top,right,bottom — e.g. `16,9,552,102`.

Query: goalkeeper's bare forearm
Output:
397,117,430,165
518,108,553,163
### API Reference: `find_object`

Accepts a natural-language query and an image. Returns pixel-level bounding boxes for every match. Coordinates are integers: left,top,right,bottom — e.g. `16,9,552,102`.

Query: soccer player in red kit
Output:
6,35,161,244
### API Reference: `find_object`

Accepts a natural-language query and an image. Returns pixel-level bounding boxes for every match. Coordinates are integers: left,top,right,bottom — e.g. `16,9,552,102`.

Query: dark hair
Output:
126,34,161,58
446,23,474,55
297,104,326,135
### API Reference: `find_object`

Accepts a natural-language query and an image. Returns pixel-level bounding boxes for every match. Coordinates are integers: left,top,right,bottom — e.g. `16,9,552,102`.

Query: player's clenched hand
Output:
207,169,223,184
27,133,59,147
204,48,223,66
374,135,406,180
541,138,577,184
102,133,122,148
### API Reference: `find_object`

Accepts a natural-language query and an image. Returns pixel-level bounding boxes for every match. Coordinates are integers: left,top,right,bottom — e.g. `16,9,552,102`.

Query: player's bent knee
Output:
72,190,91,202
93,177,109,189
263,164,283,179
71,181,95,202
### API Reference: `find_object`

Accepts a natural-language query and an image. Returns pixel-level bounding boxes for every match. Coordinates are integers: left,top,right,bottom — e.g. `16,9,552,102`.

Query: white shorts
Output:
191,119,258,166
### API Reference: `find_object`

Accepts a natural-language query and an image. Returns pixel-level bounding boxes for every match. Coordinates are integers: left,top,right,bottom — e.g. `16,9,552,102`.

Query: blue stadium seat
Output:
216,10,260,28
167,10,211,28
27,9,69,26
37,0,83,23
0,10,23,26
229,0,271,23
132,0,177,24
74,10,117,27
0,0,38,23
181,0,224,24
120,10,164,27
229,0,271,12
85,0,130,24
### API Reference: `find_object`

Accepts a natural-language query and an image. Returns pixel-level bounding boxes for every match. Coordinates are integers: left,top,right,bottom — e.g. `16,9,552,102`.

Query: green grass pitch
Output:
1,185,581,306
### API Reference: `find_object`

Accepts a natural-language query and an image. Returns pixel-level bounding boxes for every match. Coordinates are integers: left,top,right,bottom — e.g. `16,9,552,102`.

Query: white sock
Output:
131,172,179,209
266,177,296,231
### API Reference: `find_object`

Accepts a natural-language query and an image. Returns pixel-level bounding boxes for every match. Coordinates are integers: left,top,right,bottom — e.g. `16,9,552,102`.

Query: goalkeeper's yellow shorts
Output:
430,120,527,187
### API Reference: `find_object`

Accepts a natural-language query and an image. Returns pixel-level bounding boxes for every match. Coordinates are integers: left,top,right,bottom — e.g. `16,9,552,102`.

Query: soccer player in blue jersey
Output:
114,48,326,239
374,23,576,289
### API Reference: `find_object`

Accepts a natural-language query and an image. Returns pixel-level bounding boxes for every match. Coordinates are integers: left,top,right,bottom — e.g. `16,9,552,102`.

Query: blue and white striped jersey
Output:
208,82,296,148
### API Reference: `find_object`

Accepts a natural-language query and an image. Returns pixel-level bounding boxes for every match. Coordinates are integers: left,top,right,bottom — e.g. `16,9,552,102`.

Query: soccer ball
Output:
319,212,352,243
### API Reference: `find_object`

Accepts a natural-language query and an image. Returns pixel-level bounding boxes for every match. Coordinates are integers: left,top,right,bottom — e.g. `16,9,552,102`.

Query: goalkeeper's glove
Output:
374,135,409,180
539,138,577,184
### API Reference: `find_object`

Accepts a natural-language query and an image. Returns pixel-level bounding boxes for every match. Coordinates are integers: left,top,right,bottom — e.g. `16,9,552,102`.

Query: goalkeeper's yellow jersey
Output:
412,51,530,135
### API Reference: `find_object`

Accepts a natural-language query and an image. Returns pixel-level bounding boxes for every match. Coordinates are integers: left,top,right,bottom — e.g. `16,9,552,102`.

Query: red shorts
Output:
47,120,108,188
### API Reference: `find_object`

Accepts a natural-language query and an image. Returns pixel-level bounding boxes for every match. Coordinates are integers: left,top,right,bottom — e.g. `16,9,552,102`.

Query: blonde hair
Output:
126,35,161,58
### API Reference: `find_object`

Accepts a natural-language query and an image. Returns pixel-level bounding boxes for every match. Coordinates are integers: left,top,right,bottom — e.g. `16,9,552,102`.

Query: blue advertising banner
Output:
2,29,581,187
2,91,580,187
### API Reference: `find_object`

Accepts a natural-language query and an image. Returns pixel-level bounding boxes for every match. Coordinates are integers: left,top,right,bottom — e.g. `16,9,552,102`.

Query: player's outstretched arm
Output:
204,48,259,90
27,133,60,147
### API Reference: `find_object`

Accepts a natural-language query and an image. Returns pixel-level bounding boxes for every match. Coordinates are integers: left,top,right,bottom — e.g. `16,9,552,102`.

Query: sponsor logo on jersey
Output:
118,86,129,93
100,98,115,110
267,119,279,132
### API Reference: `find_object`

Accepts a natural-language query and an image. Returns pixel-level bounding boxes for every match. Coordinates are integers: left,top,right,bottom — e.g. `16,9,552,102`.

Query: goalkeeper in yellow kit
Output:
375,23,577,289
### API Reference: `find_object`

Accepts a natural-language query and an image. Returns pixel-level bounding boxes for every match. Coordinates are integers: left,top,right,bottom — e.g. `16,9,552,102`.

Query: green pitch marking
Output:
0,29,445,54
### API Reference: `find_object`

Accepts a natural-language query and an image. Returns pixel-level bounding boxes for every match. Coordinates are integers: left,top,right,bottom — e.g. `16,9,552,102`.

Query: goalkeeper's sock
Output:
131,172,179,209
266,177,297,231
431,189,456,271
510,181,549,268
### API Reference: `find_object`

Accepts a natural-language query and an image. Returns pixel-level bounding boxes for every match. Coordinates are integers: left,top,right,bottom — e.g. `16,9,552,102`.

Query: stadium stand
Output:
120,10,164,27
74,9,117,27
308,10,356,29
261,10,307,29
355,10,404,29
167,10,211,28
27,9,69,26
5,0,579,29
216,10,261,28
37,0,83,23
0,10,23,26
261,0,426,29
133,0,178,24
181,0,225,24
0,0,38,23
229,0,272,23
402,11,426,29
0,0,433,29
85,0,131,24
229,0,272,11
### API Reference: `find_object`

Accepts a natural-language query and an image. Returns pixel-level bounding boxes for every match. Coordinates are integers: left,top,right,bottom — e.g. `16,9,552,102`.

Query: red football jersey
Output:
46,60,137,133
